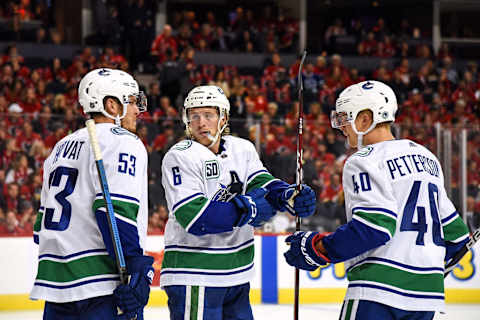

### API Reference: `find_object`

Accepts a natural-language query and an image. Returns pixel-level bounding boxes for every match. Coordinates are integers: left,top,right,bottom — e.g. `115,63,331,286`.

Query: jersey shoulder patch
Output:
110,127,139,139
353,146,374,157
172,140,193,151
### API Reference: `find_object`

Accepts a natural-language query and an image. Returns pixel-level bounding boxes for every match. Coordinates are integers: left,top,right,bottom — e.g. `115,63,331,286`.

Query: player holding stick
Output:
293,50,307,320
31,68,154,320
284,80,470,319
160,85,316,320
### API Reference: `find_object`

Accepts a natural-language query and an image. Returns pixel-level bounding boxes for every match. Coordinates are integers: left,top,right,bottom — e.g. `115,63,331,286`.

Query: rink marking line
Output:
1,288,480,311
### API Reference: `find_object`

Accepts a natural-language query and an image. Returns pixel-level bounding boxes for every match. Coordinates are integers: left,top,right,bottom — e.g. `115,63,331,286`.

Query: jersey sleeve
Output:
33,155,52,244
322,156,398,262
162,150,210,230
91,137,148,261
437,185,469,260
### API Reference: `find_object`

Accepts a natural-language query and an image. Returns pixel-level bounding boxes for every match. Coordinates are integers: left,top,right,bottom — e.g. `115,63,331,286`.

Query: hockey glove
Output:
284,231,330,271
280,184,316,217
232,188,276,227
113,255,154,319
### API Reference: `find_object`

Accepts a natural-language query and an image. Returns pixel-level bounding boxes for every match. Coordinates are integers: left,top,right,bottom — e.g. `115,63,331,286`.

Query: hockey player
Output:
284,80,470,319
161,85,316,319
30,68,154,320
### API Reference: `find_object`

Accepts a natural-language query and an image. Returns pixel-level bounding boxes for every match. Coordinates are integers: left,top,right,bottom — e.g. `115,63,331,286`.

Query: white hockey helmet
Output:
183,85,230,146
78,68,147,124
331,80,397,148
331,80,397,129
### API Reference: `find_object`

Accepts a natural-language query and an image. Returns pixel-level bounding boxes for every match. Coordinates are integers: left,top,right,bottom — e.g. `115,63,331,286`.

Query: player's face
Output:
340,123,358,148
188,107,226,146
121,96,140,134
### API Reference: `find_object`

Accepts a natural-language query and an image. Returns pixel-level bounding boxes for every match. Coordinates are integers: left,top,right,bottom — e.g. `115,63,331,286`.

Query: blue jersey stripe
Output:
95,192,140,204
164,239,254,252
247,169,269,182
348,283,444,300
347,256,444,273
353,206,397,218
161,264,254,276
441,211,458,224
39,248,108,260
172,192,204,212
34,276,120,289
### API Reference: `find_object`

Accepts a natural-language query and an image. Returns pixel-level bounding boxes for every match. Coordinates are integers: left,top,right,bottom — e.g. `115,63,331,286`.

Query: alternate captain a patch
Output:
204,160,220,180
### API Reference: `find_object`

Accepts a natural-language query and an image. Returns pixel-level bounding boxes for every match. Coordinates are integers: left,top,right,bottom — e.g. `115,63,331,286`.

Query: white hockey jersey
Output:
30,123,148,303
160,135,278,287
341,139,469,312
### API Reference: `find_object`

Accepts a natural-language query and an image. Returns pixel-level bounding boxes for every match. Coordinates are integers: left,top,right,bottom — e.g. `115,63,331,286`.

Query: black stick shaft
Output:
294,50,307,320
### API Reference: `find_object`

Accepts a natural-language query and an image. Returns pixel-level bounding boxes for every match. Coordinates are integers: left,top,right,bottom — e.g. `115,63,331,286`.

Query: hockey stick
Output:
444,228,480,277
86,119,135,319
293,50,307,320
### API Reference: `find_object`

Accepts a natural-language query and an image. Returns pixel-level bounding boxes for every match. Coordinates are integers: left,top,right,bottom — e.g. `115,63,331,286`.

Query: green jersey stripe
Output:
246,173,276,193
348,262,444,293
174,196,209,229
190,286,199,320
34,210,44,232
36,254,116,283
162,244,254,270
443,216,469,242
344,300,354,320
354,210,397,237
92,199,139,222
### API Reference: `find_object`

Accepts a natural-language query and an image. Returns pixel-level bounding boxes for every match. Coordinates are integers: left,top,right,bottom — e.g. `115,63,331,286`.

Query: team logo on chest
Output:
204,160,220,180
212,171,244,202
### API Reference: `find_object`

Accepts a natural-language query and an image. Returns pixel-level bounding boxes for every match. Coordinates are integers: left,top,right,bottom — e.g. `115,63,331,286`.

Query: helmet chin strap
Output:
114,114,121,126
350,121,376,149
102,103,127,126
206,112,228,148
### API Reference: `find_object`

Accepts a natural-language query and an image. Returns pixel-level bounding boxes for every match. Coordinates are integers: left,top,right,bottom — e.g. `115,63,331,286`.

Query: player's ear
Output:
104,97,121,117
358,110,373,130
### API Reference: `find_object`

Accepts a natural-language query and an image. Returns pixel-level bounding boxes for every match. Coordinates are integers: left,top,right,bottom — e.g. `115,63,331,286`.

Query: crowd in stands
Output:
1,3,480,237
0,1,56,43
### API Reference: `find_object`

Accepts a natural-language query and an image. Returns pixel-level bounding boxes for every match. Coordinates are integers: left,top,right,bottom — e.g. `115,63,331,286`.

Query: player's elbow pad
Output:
187,201,240,236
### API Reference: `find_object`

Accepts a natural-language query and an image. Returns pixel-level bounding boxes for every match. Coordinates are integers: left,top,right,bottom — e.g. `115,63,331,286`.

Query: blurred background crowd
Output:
1,0,480,237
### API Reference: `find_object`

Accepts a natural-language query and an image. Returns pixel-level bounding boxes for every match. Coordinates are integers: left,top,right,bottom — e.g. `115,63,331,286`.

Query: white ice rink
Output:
1,304,479,319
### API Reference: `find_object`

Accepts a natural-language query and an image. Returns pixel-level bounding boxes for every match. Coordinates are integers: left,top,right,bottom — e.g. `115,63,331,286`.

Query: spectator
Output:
43,121,65,150
4,183,20,212
1,138,19,170
325,131,346,158
0,209,30,236
151,24,178,64
324,18,346,52
35,27,49,43
302,62,322,109
5,153,33,185
17,199,34,232
358,32,377,56
159,49,184,105
0,169,6,210
211,26,230,51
